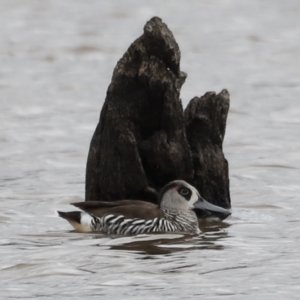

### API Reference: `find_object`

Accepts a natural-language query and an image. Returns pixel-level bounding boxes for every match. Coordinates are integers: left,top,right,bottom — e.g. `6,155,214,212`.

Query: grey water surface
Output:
1,0,300,299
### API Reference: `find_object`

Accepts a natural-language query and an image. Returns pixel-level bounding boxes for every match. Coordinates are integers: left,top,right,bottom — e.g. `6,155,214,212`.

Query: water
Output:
1,0,300,299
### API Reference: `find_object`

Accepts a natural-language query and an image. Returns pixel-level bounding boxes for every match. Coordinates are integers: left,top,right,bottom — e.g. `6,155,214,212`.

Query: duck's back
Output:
72,200,162,219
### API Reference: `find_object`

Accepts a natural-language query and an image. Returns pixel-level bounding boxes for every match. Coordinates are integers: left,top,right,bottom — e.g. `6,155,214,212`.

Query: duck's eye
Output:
179,188,190,196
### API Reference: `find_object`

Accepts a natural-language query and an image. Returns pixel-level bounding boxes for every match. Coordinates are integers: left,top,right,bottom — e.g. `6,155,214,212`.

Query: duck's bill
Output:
193,197,231,220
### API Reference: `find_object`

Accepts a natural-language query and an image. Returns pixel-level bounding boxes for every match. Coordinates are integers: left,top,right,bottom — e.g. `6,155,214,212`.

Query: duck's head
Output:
158,180,231,220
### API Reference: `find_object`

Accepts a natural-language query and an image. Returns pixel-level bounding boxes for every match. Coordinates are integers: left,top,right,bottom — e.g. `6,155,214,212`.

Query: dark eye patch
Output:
179,187,192,200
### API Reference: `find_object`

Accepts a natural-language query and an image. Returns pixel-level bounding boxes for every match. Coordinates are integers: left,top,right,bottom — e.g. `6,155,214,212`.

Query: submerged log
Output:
85,17,231,209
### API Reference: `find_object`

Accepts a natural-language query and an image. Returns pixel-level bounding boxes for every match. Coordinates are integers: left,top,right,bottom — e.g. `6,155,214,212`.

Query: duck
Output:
57,180,231,235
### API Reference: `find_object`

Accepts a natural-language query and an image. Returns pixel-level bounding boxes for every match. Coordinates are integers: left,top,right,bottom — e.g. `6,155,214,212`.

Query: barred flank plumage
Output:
88,211,199,234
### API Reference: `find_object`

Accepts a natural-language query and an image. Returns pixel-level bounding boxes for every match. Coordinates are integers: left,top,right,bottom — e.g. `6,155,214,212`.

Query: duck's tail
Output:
57,211,93,232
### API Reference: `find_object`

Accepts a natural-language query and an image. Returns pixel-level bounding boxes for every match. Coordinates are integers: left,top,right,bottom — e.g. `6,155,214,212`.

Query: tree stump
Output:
85,17,231,209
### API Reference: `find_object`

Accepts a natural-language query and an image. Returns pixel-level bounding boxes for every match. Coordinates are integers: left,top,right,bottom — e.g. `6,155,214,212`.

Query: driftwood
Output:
85,17,231,209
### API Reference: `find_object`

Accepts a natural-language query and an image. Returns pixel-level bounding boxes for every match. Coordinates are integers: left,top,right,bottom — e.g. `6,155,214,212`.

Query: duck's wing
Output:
71,200,160,219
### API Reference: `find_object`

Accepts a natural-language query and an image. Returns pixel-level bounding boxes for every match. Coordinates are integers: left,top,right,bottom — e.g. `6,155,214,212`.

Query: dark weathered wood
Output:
85,17,231,209
185,90,231,208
